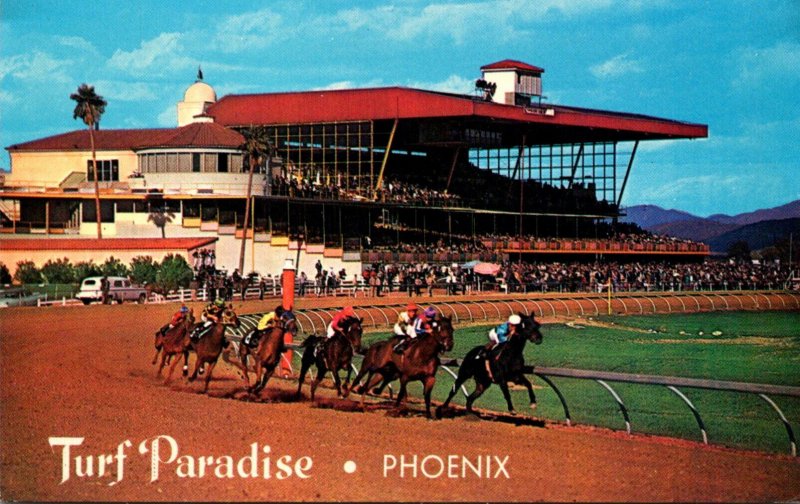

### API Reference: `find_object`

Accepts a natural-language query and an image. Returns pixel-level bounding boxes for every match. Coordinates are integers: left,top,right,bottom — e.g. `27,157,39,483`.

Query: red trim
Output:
0,237,218,251
481,59,544,73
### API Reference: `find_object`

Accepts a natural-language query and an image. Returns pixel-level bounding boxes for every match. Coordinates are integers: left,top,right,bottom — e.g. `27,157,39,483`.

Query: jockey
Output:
159,304,189,336
487,314,522,350
245,305,285,348
393,303,418,338
280,305,297,336
326,306,356,339
394,306,436,353
257,305,285,332
191,298,226,341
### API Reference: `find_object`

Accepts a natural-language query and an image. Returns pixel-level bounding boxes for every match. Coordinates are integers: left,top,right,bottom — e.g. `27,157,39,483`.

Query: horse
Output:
154,310,195,384
436,313,543,417
295,317,363,400
238,318,298,396
187,306,240,393
349,315,454,418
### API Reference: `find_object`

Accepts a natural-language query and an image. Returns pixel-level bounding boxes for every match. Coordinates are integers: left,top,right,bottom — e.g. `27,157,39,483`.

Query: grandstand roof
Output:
206,87,707,145
6,122,243,152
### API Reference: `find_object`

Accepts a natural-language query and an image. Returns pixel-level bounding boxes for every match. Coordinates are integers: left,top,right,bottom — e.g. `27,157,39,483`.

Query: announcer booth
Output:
205,60,708,249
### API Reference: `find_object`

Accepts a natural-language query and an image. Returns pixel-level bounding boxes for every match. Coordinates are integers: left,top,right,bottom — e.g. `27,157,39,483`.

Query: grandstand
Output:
1,60,708,275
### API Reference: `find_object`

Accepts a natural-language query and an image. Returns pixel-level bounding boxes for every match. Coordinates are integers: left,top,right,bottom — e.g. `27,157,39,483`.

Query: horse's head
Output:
283,317,298,337
517,313,543,345
343,317,363,353
431,314,454,352
222,306,240,328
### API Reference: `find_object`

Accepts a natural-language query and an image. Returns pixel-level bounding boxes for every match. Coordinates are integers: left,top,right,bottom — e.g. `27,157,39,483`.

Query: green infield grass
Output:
352,310,800,454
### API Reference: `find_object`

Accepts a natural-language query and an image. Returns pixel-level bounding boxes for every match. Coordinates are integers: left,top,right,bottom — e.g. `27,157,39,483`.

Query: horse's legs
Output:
309,365,326,401
515,375,537,409
152,333,162,365
239,347,251,388
164,352,183,384
395,377,409,408
188,356,203,382
331,366,343,397
156,349,168,377
295,352,313,399
250,361,263,394
342,361,354,396
201,359,218,394
498,380,516,414
465,380,489,414
422,375,436,419
182,349,190,377
437,362,475,415
256,366,275,397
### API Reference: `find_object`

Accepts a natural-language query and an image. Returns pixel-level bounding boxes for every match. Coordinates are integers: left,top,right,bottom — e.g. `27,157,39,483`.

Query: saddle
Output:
190,323,213,342
242,329,262,349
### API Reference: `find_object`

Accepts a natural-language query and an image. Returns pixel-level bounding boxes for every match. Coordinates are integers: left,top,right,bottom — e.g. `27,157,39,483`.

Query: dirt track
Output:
1,300,799,502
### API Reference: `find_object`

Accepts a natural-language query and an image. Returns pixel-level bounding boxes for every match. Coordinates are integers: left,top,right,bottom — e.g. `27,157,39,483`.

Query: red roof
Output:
6,122,243,152
206,87,707,141
481,59,544,73
0,237,217,251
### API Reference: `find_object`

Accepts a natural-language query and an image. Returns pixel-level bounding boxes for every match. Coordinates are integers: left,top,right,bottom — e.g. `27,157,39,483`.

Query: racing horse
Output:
154,309,195,383
238,318,298,396
295,317,363,400
187,306,240,393
436,313,542,417
349,315,454,418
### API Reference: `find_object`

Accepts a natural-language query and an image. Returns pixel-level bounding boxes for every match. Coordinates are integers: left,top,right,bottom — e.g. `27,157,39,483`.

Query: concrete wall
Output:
7,150,138,187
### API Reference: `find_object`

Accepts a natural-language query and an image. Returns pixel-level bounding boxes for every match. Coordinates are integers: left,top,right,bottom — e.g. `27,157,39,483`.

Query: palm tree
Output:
70,84,107,239
147,203,175,238
238,126,273,274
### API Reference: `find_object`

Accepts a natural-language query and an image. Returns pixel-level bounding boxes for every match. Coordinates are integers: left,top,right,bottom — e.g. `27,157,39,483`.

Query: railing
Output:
446,362,798,456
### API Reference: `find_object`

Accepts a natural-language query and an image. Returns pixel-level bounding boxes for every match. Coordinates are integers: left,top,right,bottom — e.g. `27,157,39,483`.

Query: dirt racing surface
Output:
1,300,799,502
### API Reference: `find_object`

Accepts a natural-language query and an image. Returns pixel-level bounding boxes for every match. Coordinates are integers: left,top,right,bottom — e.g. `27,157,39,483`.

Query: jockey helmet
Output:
508,314,522,325
275,305,285,315
406,303,418,312
424,307,436,318
343,306,356,317
180,305,189,313
214,298,225,307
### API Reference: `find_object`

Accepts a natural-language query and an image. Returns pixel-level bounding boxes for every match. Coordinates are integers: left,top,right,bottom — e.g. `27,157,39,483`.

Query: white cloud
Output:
93,80,158,102
0,89,13,104
733,41,800,87
108,33,194,76
56,36,97,54
590,53,644,78
408,74,475,94
212,8,285,53
0,51,72,83
157,103,177,127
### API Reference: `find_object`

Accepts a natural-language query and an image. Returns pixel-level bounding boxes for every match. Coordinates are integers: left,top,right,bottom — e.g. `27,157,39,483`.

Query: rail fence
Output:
223,303,800,457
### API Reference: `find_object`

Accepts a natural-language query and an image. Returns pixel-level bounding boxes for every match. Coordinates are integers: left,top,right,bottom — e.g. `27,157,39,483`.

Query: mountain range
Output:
621,200,800,253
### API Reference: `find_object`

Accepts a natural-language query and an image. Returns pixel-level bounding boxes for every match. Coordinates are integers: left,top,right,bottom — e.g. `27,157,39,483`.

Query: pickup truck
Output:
76,276,148,305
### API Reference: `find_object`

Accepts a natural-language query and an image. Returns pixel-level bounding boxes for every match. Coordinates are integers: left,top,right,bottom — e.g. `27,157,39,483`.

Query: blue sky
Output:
1,0,798,217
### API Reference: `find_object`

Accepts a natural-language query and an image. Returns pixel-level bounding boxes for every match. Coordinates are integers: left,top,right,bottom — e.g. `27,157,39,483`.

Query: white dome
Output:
184,81,216,103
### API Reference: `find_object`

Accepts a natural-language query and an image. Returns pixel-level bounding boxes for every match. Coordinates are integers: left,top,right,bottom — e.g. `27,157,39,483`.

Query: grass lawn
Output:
350,311,800,454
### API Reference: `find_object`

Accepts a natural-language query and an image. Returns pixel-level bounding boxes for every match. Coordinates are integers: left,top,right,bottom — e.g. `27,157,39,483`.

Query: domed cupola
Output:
177,67,217,126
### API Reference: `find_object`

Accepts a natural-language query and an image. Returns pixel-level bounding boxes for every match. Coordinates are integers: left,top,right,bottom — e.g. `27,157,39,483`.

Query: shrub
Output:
40,258,76,284
156,254,193,292
129,256,159,286
74,261,103,281
0,263,12,285
13,260,42,284
101,256,130,277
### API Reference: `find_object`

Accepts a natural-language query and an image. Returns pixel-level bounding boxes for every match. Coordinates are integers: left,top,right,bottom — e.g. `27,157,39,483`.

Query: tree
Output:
101,256,130,277
13,260,42,284
70,84,107,239
0,263,11,285
129,256,159,286
156,254,193,292
238,126,273,274
147,202,175,238
40,258,76,284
